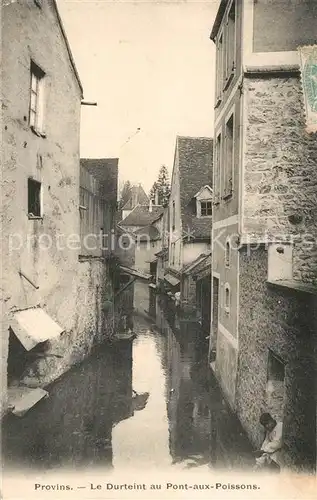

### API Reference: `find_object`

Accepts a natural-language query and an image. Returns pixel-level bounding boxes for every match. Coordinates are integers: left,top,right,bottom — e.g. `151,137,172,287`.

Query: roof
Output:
175,136,213,240
122,185,149,211
10,307,64,351
210,0,228,41
182,252,211,275
120,205,164,227
8,386,49,417
134,225,161,242
155,247,168,257
80,158,118,203
119,265,151,280
164,273,180,287
52,0,83,96
194,185,213,198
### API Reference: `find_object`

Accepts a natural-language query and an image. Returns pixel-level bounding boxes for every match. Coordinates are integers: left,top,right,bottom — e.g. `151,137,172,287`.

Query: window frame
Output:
223,110,234,200
224,0,236,90
215,29,224,107
200,200,212,217
172,200,176,231
28,177,42,219
215,0,236,104
225,238,231,268
29,61,46,136
171,242,175,266
214,130,222,205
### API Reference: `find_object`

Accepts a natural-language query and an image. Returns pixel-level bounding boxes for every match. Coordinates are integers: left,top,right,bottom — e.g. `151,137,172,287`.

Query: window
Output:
223,113,234,199
28,178,42,217
171,243,175,266
29,61,45,134
200,201,212,217
215,0,236,101
224,284,230,314
215,32,224,104
225,240,230,267
225,1,236,86
214,133,221,204
172,201,176,231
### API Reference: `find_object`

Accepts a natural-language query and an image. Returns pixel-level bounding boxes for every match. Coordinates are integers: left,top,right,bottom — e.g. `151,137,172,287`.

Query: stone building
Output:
209,0,317,471
1,1,118,415
120,184,149,221
167,136,213,315
119,203,164,315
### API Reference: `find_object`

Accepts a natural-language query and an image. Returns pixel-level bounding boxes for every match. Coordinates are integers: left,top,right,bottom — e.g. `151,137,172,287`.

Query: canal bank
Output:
2,310,254,473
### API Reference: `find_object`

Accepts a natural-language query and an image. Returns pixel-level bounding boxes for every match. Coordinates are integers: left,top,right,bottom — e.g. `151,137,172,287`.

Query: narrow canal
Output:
2,306,253,473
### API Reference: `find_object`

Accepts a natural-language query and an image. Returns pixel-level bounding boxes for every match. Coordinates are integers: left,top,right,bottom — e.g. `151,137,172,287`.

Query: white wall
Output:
183,242,210,266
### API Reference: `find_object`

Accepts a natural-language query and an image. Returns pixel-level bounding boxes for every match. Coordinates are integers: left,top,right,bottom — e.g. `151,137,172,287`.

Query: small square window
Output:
28,178,42,217
200,201,212,217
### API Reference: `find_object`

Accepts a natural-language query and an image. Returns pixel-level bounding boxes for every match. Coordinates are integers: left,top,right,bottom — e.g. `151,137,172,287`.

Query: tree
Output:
118,180,132,209
149,165,170,207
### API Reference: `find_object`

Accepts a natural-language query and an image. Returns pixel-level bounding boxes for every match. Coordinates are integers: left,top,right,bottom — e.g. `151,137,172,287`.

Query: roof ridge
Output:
52,0,83,97
80,157,119,161
177,135,213,140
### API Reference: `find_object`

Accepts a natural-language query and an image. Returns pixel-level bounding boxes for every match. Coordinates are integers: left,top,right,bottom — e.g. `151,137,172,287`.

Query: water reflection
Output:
2,341,135,471
112,327,170,470
2,306,253,473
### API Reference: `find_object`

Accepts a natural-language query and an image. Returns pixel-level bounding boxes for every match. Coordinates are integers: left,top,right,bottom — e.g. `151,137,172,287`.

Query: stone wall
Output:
1,1,116,413
237,245,316,472
243,75,317,285
19,260,114,389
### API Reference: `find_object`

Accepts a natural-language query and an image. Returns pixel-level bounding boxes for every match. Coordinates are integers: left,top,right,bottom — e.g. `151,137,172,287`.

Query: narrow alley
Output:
2,306,253,473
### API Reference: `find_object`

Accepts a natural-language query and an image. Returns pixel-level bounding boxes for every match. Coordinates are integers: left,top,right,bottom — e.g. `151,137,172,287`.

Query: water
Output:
2,305,253,473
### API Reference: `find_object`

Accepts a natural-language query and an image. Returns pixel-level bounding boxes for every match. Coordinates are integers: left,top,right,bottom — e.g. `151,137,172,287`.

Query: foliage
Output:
149,165,170,207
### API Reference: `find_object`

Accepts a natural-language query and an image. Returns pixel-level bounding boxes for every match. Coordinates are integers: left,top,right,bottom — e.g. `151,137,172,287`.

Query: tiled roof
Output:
176,136,213,240
120,205,164,227
122,185,149,210
80,158,118,203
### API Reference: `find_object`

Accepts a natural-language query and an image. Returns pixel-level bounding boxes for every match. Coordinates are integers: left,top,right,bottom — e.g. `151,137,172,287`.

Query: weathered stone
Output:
244,77,317,284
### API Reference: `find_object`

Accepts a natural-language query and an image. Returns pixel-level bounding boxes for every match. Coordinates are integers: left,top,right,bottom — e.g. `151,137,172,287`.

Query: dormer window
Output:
194,185,213,218
200,201,212,217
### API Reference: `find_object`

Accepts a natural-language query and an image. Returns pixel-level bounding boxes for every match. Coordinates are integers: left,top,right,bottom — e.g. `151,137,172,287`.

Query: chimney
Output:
155,190,159,205
149,199,153,213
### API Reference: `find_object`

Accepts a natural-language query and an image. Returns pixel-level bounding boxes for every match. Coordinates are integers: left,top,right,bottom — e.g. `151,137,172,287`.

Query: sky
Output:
57,0,219,193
